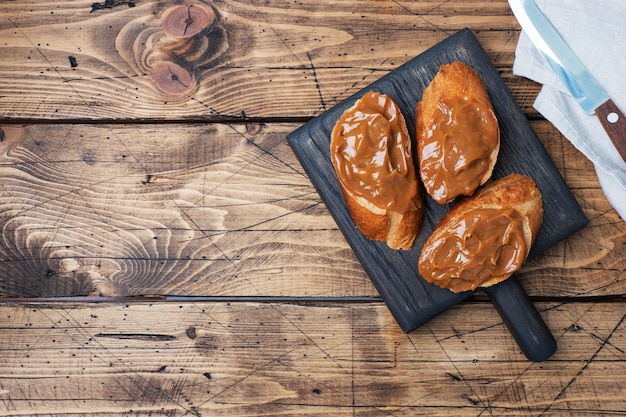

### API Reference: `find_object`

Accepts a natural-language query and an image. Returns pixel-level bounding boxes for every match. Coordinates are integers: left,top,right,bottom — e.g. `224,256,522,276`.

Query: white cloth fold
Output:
512,0,626,221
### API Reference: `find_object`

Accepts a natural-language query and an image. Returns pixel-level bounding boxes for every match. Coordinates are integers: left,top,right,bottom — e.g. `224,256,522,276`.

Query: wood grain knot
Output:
246,123,265,136
161,4,215,38
151,62,194,96
0,125,23,147
116,1,228,97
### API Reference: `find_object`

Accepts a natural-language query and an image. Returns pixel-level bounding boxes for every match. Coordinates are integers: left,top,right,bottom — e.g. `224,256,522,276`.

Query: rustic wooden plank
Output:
0,301,625,416
0,0,539,121
0,122,624,298
0,122,372,297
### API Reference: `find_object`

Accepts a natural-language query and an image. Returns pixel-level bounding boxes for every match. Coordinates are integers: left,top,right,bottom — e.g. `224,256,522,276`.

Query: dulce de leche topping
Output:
420,97,499,203
419,207,526,293
331,91,418,211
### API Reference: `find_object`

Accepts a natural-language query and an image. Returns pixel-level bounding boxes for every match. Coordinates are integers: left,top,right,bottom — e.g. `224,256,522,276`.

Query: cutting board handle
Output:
485,277,556,361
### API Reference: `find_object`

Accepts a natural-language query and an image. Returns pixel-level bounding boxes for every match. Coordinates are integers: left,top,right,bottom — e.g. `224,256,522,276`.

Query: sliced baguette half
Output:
416,61,500,204
418,173,543,292
331,91,425,250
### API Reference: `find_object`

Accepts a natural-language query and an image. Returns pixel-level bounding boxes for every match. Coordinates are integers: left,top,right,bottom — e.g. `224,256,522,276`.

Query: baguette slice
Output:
418,174,543,293
330,91,425,250
416,61,500,204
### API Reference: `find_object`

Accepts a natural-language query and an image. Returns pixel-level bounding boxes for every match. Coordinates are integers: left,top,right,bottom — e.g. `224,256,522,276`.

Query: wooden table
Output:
1,1,625,415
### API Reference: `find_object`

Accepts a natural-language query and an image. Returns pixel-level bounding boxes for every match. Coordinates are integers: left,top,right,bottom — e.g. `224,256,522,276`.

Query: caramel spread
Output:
420,97,499,203
419,208,526,293
331,91,418,211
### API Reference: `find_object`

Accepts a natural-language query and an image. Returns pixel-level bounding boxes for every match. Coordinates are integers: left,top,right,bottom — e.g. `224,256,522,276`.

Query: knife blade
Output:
508,0,626,163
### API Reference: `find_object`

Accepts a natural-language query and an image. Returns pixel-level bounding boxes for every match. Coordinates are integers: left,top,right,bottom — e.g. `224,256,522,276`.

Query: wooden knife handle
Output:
596,99,626,163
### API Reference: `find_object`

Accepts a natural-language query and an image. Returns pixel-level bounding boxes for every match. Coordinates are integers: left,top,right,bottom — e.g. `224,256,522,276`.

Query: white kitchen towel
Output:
512,0,626,221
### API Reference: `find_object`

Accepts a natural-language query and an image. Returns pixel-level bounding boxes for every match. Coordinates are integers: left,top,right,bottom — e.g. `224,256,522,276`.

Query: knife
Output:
508,0,626,163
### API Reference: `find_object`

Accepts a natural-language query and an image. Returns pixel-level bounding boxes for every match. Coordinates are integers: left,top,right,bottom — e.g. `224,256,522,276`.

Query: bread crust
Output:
416,61,500,204
331,91,425,250
418,174,543,292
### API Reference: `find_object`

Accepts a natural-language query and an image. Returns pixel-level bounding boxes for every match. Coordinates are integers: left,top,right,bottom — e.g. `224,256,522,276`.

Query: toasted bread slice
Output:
330,91,425,250
416,61,500,204
418,174,543,292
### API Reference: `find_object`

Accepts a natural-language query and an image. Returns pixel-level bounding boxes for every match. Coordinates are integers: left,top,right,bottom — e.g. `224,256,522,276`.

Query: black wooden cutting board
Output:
286,29,587,360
